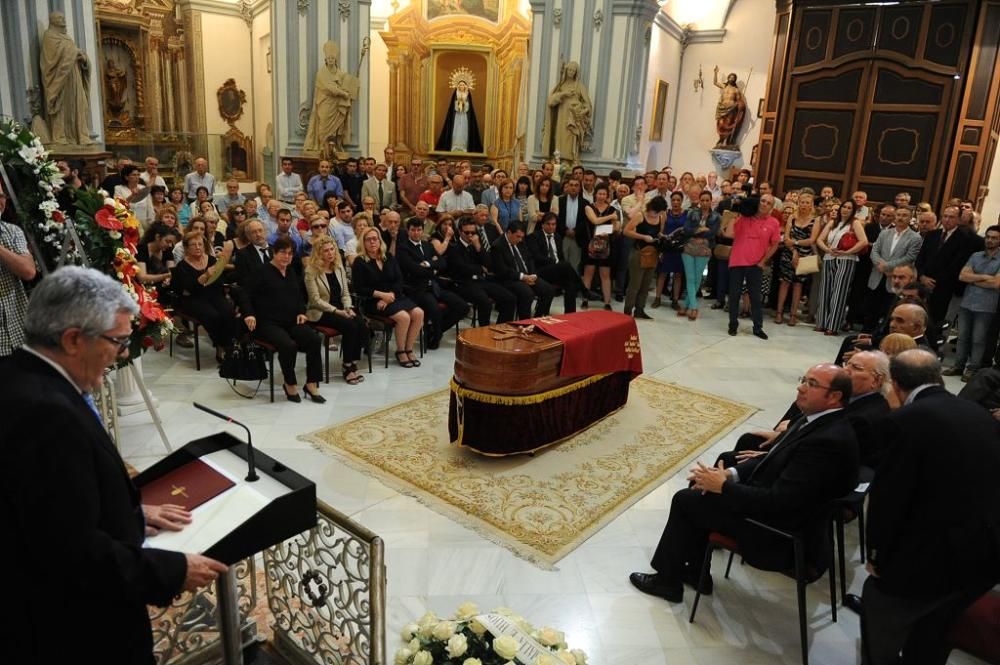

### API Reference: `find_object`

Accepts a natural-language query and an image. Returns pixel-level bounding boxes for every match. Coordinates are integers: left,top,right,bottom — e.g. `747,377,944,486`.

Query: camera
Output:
734,193,760,217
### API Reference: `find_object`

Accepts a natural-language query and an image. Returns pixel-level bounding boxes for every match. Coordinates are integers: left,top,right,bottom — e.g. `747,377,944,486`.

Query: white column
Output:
114,357,158,417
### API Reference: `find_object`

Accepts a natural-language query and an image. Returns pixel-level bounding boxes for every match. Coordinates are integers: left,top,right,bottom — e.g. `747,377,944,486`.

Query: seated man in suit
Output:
862,349,1000,665
490,221,555,320
836,263,917,363
396,217,469,349
839,297,933,366
524,212,581,314
630,364,859,602
443,217,516,325
234,219,273,288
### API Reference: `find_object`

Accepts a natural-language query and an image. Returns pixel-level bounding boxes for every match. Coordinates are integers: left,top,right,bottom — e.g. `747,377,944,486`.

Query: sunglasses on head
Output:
311,223,328,229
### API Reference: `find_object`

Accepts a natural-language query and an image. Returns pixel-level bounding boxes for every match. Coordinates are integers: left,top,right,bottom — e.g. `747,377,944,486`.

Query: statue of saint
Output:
713,67,747,149
40,11,93,146
304,41,359,154
542,61,592,166
435,67,483,153
104,59,128,120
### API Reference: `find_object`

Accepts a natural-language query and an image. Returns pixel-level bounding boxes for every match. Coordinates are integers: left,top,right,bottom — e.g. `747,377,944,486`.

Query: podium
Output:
134,432,317,664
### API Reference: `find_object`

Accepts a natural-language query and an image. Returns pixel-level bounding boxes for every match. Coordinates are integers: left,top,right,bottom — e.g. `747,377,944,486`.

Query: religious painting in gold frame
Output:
427,0,501,23
649,80,669,141
431,49,490,156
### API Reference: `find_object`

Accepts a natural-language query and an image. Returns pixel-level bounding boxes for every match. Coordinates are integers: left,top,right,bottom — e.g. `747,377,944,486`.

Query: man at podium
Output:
0,267,226,664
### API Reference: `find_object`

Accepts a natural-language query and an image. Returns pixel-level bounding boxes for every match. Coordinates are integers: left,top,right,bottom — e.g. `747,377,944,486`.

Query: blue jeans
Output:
954,307,993,370
681,253,709,310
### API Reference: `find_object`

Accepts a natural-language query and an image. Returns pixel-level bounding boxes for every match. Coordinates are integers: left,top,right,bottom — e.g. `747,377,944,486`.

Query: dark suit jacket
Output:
721,410,860,569
490,236,537,282
444,240,490,285
234,243,271,286
844,392,891,467
396,238,445,295
867,386,1000,596
0,351,187,664
915,227,984,298
556,195,591,248
525,229,566,268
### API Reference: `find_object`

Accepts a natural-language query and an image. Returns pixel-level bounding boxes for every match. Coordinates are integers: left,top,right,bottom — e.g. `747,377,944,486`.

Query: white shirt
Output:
564,196,580,230
903,383,936,406
139,172,166,188
438,189,475,214
889,227,907,255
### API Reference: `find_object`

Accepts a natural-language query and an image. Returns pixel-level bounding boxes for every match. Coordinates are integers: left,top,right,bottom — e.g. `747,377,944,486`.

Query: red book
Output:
140,459,236,511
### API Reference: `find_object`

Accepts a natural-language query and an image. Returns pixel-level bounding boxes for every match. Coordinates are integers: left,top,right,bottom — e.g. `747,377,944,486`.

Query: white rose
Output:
454,602,479,620
104,197,117,208
493,635,519,661
468,620,487,636
446,634,468,659
555,651,576,665
462,659,482,665
535,627,564,647
432,620,456,641
409,638,421,652
535,655,556,665
401,623,420,641
394,647,412,665
571,649,588,665
412,650,433,665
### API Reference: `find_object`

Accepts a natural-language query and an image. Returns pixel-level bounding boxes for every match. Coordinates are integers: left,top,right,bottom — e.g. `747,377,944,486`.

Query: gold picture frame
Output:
649,80,669,141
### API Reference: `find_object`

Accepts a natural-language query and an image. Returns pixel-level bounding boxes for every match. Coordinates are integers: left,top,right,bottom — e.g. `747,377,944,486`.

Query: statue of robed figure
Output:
40,11,93,146
304,41,359,154
435,67,483,153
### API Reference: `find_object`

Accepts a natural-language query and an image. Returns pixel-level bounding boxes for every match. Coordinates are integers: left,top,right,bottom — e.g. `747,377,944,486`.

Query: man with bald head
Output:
183,157,215,202
438,173,475,216
861,349,1000,665
630,363,859,603
916,204,985,323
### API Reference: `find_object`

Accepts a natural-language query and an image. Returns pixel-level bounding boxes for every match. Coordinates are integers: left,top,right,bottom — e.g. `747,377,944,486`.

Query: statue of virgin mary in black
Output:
435,77,483,153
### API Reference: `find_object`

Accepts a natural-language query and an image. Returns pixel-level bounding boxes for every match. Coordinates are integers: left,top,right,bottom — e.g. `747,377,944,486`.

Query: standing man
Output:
1,267,226,663
916,205,985,324
306,160,344,206
276,157,305,203
864,207,923,332
183,157,216,202
862,349,1000,665
340,157,366,209
139,156,166,188
540,161,562,196
944,225,1000,381
361,163,398,212
438,173,476,217
556,178,588,275
852,190,872,221
397,158,428,217
214,179,246,214
728,195,781,339
0,188,36,357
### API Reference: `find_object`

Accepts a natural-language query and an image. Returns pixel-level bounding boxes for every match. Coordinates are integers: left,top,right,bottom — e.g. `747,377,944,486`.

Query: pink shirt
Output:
729,214,781,267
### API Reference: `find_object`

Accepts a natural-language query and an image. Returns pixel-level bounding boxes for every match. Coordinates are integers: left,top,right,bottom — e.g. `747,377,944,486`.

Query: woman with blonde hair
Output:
775,188,820,325
351,227,425,368
304,236,366,384
878,332,918,357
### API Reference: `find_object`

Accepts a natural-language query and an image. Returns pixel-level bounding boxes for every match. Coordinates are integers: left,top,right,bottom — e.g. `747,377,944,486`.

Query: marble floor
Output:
123,304,978,665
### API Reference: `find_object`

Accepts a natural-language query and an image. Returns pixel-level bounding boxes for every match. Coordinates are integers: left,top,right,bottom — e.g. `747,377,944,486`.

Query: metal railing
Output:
149,500,385,665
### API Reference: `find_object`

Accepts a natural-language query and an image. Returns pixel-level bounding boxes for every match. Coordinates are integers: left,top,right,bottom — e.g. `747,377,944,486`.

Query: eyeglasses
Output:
311,224,328,230
98,333,131,354
462,230,478,235
798,376,832,390
233,210,246,215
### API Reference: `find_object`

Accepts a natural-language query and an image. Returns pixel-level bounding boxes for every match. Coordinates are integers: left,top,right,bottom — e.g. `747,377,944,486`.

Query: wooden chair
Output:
689,507,839,665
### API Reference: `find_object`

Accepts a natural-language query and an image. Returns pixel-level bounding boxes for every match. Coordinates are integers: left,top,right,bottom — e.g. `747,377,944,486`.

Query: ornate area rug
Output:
301,376,756,568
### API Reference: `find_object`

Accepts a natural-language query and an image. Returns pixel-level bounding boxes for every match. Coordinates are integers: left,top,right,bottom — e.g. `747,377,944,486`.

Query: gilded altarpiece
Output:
380,1,530,170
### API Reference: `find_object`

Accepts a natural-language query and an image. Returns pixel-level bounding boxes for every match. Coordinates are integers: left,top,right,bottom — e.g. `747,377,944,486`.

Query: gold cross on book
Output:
170,485,189,498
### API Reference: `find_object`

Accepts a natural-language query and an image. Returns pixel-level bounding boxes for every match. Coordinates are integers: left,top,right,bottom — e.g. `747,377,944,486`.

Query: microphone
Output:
193,402,259,482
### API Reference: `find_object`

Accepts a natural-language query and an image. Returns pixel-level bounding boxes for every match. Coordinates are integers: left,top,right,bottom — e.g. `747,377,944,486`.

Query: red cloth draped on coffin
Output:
512,310,643,377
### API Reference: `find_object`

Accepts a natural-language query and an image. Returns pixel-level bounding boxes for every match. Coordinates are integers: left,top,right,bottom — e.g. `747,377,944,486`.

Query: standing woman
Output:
680,191,720,320
514,176,533,228
527,177,559,234
623,196,668,319
652,192,687,310
490,178,522,234
240,236,325,403
775,188,819,325
815,199,869,335
581,184,620,310
351,227,425,368
304,236,366,385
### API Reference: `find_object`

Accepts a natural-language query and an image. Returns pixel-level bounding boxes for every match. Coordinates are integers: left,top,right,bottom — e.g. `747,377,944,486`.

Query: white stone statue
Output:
304,41,359,154
542,61,592,166
40,11,93,147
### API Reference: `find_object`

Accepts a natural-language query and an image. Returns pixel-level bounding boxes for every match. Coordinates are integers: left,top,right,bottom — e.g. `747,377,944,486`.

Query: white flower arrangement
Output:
396,604,587,665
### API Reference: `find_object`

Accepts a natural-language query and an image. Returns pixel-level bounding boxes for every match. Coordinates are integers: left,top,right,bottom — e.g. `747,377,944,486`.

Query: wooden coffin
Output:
453,325,576,396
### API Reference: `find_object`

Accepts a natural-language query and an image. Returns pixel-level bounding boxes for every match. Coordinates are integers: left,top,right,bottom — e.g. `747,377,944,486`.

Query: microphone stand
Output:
193,402,259,482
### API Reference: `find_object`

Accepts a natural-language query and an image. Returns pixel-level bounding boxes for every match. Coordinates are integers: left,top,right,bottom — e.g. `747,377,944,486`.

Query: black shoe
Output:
581,299,589,309
711,302,725,310
683,569,713,596
303,387,326,404
629,572,683,602
844,593,863,614
282,385,302,403
603,303,612,311
633,310,654,320
753,329,769,340
728,325,738,336
615,294,624,302
427,333,442,350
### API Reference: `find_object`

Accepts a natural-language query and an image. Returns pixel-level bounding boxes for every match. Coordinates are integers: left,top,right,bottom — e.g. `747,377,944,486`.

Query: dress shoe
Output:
683,568,713,595
629,572,683,602
282,385,302,403
711,302,725,310
843,593,863,614
753,329,769,340
728,324,738,336
303,387,326,404
633,310,654,320
941,365,964,376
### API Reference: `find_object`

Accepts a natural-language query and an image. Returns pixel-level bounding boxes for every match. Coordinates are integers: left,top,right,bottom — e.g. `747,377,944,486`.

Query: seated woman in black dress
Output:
239,236,325,402
136,222,180,296
304,236,366,385
171,231,239,362
351,226,425,368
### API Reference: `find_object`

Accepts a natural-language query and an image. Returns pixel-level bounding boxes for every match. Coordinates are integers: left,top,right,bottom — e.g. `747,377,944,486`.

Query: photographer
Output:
623,196,669,319
727,194,781,339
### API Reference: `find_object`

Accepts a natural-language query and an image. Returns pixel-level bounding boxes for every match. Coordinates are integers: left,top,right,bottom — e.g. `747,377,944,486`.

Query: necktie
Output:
259,247,269,262
416,242,425,258
547,234,557,261
749,417,806,481
378,181,385,210
479,228,490,252
83,393,103,425
513,243,527,273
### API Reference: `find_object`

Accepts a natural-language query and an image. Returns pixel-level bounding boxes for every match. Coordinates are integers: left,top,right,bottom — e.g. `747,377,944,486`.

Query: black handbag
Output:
218,338,268,398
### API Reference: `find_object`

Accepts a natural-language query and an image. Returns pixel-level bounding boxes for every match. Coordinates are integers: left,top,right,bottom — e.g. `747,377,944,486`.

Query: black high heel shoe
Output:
282,385,301,403
303,386,326,404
